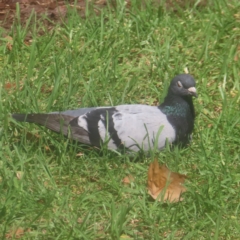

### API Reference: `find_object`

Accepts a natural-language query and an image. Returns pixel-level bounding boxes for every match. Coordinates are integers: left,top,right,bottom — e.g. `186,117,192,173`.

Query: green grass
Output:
0,0,240,239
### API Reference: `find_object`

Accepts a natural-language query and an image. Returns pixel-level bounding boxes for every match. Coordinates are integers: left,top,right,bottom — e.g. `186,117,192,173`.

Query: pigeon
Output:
12,74,197,152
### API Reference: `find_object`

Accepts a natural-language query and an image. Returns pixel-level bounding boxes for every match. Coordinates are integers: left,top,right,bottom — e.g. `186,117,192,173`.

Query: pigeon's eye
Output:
177,81,183,88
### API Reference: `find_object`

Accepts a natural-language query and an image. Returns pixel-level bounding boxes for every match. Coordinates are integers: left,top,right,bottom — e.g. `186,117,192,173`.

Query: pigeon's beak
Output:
188,87,198,98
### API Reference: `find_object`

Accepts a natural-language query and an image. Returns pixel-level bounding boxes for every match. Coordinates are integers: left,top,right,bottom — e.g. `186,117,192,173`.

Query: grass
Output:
0,0,240,239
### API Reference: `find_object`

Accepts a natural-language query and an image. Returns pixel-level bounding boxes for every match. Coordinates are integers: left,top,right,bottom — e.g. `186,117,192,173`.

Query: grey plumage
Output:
12,74,197,152
51,108,98,117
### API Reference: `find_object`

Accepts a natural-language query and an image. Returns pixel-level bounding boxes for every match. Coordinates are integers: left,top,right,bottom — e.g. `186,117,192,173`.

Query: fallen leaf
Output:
4,81,24,92
5,227,30,239
122,175,134,185
5,36,13,51
147,159,187,202
4,82,16,91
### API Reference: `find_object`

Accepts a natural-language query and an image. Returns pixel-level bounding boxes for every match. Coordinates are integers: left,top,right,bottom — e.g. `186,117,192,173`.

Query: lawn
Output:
0,0,240,239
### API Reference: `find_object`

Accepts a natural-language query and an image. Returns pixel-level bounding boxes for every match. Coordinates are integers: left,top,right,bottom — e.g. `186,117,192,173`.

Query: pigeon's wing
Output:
51,107,98,117
113,105,176,151
71,104,176,151
12,113,91,145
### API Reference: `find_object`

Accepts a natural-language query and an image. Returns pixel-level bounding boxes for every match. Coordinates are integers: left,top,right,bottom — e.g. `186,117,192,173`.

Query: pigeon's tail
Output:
12,113,91,145
12,113,74,135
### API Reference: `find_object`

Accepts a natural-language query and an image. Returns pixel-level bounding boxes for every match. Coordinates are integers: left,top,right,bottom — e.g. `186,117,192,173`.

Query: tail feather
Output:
12,113,91,145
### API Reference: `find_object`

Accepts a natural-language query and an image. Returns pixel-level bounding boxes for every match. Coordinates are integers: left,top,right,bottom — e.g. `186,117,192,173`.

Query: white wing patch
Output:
98,116,117,149
77,115,89,132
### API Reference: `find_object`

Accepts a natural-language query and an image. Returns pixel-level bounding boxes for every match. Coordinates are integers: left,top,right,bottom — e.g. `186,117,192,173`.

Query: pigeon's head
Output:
169,74,197,98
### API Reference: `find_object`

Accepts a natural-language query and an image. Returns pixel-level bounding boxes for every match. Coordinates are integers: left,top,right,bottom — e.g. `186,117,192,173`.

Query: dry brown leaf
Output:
122,175,134,185
147,159,187,202
4,81,24,92
4,82,16,91
5,36,13,51
5,227,30,239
